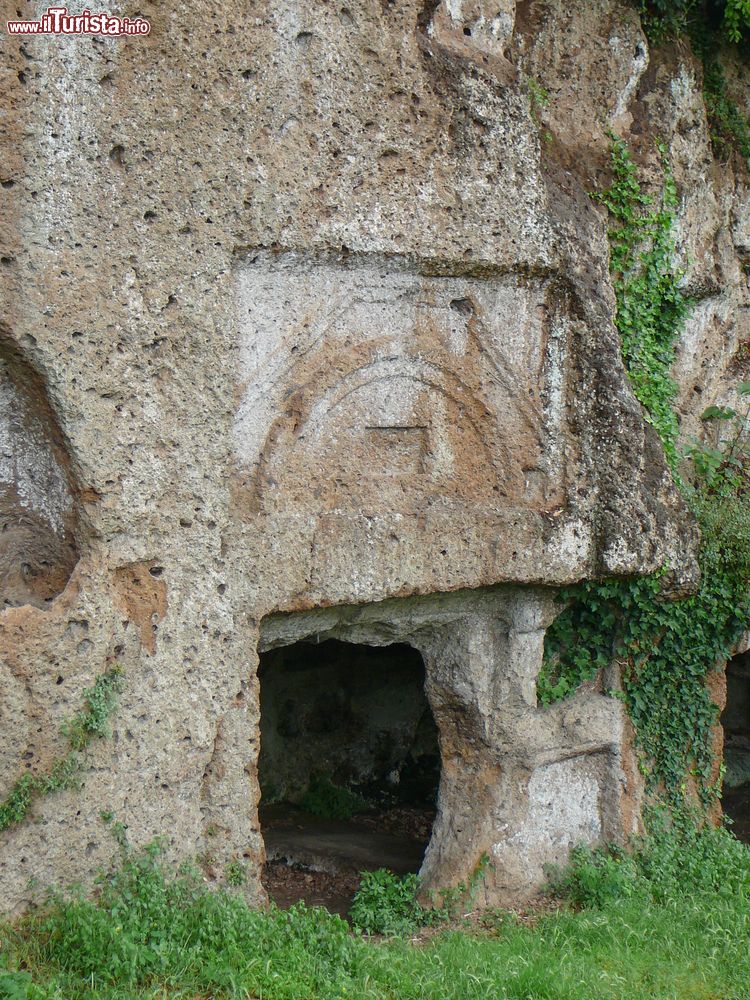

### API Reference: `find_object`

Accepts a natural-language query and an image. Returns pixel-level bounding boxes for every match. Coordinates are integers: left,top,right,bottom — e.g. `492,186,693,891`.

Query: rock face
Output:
259,590,632,902
0,0,746,911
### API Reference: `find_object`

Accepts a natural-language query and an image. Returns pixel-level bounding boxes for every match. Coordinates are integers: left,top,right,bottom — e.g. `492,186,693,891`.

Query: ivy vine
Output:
634,0,750,46
696,39,750,162
540,559,749,807
592,136,688,472
635,1,750,165
0,667,123,832
538,138,750,810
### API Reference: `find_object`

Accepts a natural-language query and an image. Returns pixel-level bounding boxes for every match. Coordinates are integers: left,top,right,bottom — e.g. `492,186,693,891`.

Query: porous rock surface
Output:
0,0,747,911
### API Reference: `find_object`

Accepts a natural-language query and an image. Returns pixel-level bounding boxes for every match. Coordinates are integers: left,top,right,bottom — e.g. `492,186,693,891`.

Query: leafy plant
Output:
2,841,358,997
526,77,549,127
690,26,750,162
593,135,687,470
635,0,750,43
546,843,644,908
548,809,750,908
0,667,123,832
60,669,123,751
431,852,492,920
705,58,750,161
722,0,750,40
4,836,750,997
350,854,493,936
350,869,428,935
633,2,750,163
224,859,247,888
538,496,750,808
635,0,700,43
299,774,369,821
539,138,750,812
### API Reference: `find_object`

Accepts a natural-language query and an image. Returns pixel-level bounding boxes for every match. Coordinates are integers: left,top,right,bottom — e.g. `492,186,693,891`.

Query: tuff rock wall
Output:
0,0,747,912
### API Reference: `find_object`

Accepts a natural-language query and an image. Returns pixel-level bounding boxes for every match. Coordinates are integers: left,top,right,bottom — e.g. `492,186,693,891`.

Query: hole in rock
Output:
0,336,79,608
722,652,750,841
258,639,440,916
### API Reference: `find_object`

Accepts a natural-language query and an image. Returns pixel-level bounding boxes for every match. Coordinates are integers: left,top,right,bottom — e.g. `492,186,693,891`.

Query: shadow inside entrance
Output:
722,651,750,843
258,639,440,914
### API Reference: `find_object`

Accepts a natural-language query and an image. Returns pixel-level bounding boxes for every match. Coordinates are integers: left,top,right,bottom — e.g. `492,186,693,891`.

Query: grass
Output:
2,822,750,999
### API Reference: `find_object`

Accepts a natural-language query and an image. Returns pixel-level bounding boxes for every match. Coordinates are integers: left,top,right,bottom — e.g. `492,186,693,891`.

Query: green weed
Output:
350,854,492,935
526,77,549,127
223,860,246,888
593,135,687,470
350,870,427,936
548,811,750,906
0,668,123,833
298,774,369,821
4,831,750,998
2,843,357,998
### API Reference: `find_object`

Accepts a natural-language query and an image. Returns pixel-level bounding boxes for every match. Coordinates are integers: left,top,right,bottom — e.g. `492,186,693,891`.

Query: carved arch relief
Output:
0,336,78,608
233,251,575,518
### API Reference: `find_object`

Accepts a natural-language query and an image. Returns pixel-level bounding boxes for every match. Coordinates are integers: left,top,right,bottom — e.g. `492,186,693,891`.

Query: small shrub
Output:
688,26,750,162
634,0,702,42
350,869,427,935
632,3,750,163
635,809,750,900
224,859,246,887
548,816,750,909
547,844,645,908
299,774,369,820
635,0,750,44
722,0,750,41
8,842,358,996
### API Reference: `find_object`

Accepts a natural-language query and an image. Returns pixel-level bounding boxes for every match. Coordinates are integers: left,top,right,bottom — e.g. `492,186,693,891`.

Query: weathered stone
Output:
259,588,635,900
0,0,747,912
0,337,78,608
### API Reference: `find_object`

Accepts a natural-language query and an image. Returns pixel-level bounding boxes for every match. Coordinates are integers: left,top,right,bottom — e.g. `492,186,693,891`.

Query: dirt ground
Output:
260,804,435,916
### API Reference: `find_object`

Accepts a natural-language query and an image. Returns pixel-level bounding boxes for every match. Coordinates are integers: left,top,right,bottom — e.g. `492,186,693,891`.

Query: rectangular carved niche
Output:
233,250,576,520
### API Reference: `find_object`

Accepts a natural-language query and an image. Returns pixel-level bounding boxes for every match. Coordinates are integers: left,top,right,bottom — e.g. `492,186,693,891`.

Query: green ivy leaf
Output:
701,405,737,421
